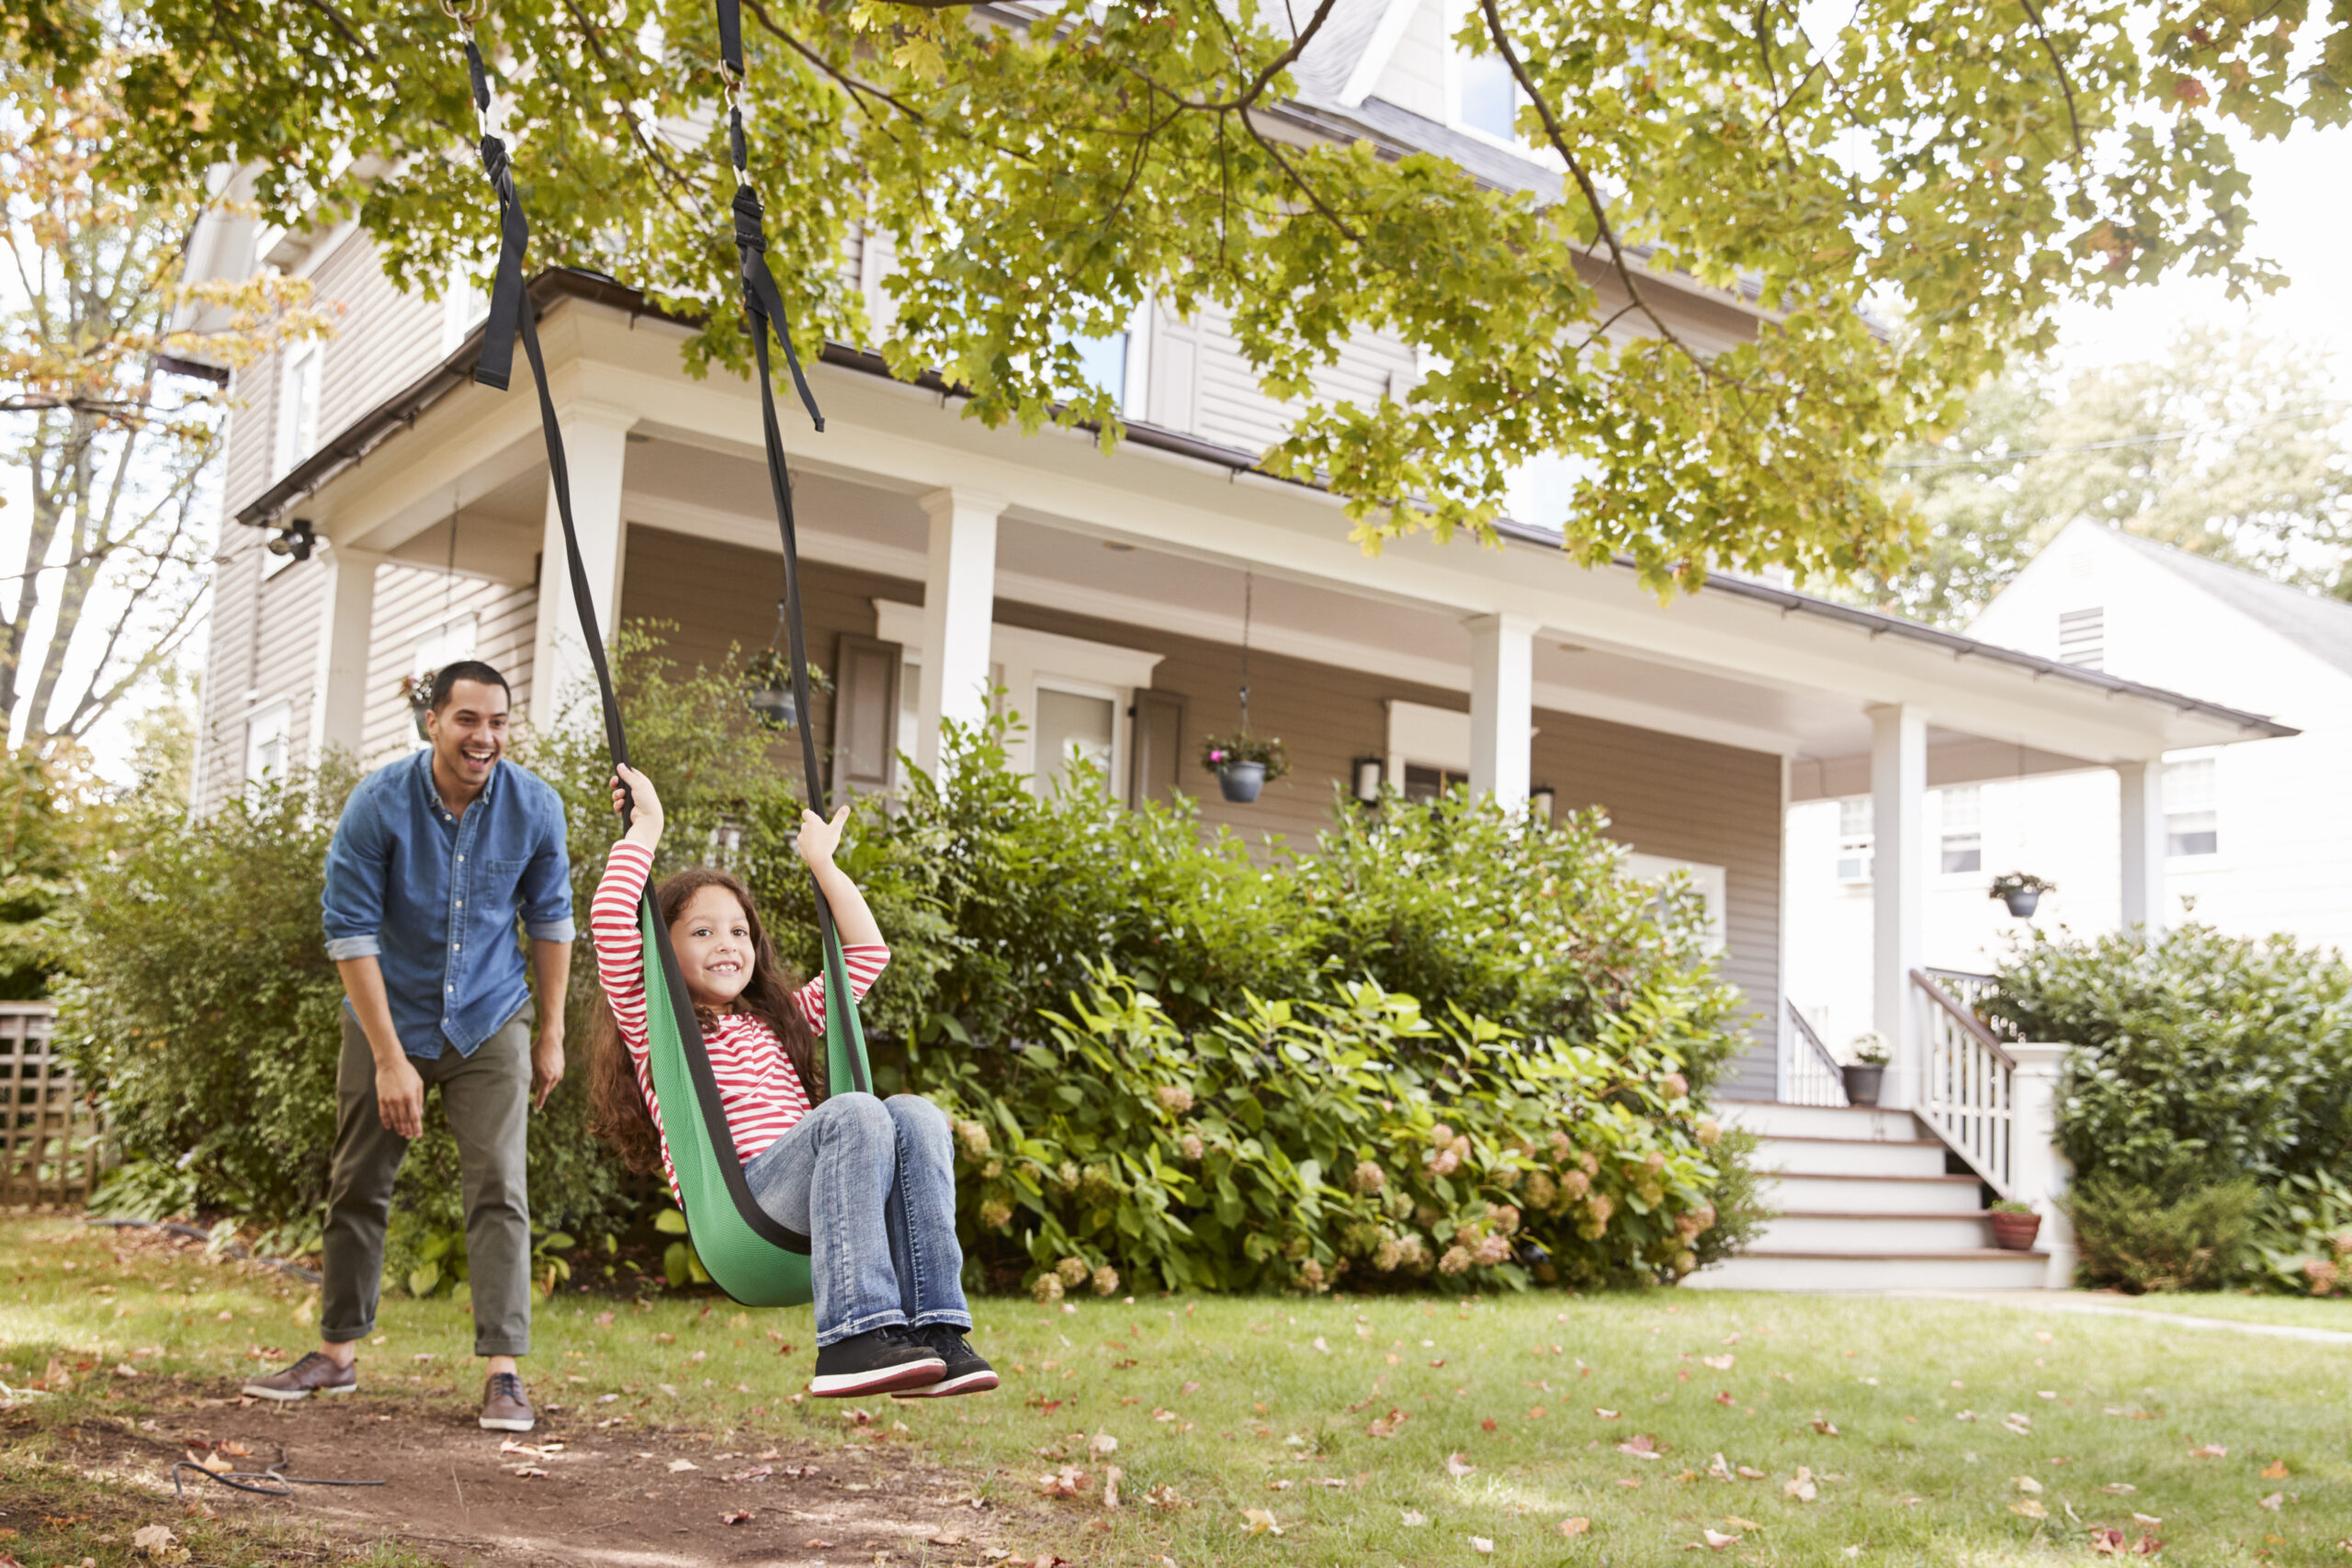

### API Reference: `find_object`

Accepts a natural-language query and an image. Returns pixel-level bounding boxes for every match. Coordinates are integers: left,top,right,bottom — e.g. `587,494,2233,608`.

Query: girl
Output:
586,763,993,1399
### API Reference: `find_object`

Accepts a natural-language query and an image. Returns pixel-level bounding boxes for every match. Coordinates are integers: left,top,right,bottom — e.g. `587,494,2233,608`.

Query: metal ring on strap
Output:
437,0,485,20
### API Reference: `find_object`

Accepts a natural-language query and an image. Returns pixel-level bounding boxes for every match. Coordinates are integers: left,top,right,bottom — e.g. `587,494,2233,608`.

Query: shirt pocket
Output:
475,856,531,916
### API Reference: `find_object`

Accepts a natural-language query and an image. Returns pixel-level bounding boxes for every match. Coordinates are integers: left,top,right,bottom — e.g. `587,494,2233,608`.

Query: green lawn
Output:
2058,1291,2352,1333
6,1217,2347,1565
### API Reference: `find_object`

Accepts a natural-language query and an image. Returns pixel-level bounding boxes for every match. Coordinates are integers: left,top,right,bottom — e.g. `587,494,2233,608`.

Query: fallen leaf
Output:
927,1530,967,1546
1180,1380,1201,1394
1811,1418,1841,1437
1702,1354,1735,1371
1035,1465,1092,1498
666,1459,699,1472
1783,1465,1817,1503
1618,1434,1661,1460
1447,1451,1476,1477
1702,1529,1741,1550
2012,1475,2043,1494
132,1525,187,1562
1737,1466,1767,1480
505,1464,549,1478
1714,1391,1736,1406
1145,1484,1190,1510
2259,1492,2285,1511
726,1464,773,1483
1725,1515,1763,1530
1400,1509,1430,1527
1090,1432,1120,1456
2133,1514,2163,1527
2100,1483,2139,1495
1312,1336,1330,1353
1706,1452,1733,1481
1596,1406,1621,1420
1559,1516,1592,1537
719,1510,752,1525
1471,1536,1495,1554
843,1407,873,1427
1367,1408,1411,1438
1102,1464,1123,1508
1242,1506,1283,1536
2190,1444,2226,1459
2262,1460,2290,1481
2009,1500,2048,1518
1266,1478,1294,1492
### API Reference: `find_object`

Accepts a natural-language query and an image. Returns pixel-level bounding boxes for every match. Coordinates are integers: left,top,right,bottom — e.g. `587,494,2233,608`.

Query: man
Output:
246,661,574,1433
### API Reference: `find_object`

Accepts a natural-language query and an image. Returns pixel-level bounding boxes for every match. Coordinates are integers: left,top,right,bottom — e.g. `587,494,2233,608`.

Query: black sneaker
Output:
808,1327,944,1398
892,1325,998,1399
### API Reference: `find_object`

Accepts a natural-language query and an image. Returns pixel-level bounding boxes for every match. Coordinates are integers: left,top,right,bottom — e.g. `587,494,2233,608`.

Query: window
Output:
2058,606,2104,670
277,343,322,475
440,266,491,355
1456,49,1521,140
1034,685,1118,793
1403,763,1468,804
244,701,290,788
1057,299,1149,418
1938,784,1983,874
2165,758,2218,856
1836,795,1872,882
1623,852,1729,954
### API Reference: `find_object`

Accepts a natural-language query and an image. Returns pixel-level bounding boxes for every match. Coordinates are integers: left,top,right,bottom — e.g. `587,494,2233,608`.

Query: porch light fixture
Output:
266,517,316,562
1529,784,1557,823
1351,756,1385,805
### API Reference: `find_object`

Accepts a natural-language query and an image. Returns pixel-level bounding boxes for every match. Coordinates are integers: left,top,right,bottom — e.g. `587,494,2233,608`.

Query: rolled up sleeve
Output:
322,790,390,960
518,795,576,943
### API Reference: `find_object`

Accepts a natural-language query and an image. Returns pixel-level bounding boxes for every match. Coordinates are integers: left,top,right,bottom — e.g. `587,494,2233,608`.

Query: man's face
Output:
426,678,510,790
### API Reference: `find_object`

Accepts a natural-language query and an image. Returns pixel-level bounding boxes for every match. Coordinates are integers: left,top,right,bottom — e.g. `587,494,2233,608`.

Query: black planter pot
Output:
1217,761,1266,803
410,700,431,742
2001,888,2041,918
1841,1064,1884,1107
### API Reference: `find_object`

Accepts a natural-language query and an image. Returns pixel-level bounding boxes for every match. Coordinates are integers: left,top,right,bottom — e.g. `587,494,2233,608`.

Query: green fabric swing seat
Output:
451,0,864,1309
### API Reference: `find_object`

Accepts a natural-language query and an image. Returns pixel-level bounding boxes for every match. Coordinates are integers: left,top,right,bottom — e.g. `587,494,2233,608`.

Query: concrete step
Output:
1758,1171,1987,1215
1751,1134,1951,1179
1754,1211,1993,1252
1722,1102,1927,1143
1686,1249,2053,1292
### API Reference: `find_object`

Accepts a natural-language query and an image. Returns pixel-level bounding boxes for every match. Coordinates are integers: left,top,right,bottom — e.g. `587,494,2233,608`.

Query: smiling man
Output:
245,661,574,1432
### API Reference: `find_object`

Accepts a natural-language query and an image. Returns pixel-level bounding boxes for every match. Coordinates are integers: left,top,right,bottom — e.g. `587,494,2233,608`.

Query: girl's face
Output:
672,885,755,1010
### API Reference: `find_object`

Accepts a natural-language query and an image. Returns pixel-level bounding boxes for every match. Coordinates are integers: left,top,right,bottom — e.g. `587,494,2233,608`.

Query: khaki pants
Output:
320,1006,533,1358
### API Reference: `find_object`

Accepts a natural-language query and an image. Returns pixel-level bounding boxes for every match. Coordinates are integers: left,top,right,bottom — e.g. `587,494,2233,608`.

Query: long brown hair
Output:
587,864,823,1175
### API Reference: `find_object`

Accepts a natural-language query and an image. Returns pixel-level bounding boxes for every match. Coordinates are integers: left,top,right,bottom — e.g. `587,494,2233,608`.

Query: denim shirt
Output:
322,750,576,1059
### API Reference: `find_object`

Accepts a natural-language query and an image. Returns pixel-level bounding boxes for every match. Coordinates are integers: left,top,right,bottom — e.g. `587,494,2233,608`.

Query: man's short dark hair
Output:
429,660,512,712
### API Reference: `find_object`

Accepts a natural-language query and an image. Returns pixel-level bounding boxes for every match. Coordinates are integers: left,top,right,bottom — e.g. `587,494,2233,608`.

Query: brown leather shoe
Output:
243,1350,357,1402
480,1371,536,1432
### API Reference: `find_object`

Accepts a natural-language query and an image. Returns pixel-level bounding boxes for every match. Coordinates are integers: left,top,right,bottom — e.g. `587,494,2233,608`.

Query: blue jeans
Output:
742,1093,972,1347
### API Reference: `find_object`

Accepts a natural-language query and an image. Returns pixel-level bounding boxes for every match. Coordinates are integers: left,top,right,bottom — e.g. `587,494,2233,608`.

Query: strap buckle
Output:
438,0,485,20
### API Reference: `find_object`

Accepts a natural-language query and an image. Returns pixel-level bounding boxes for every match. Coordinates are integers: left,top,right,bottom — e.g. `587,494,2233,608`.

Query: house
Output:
186,1,2291,1289
1788,518,2352,1063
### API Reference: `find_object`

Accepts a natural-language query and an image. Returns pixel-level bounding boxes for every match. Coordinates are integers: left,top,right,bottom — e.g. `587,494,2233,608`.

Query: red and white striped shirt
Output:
592,840,888,1204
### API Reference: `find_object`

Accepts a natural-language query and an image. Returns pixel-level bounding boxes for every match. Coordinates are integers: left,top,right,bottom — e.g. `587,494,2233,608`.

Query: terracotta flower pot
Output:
2001,888,2041,918
1840,1064,1884,1107
1988,1211,2042,1251
1217,761,1266,803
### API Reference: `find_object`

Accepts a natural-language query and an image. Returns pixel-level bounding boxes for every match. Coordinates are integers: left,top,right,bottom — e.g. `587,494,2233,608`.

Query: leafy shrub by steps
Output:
71,627,1758,1293
923,973,1758,1295
1987,922,2352,1292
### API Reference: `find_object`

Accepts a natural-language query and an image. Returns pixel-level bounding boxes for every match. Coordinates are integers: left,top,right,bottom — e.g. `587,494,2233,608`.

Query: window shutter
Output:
829,632,902,797
1129,690,1183,807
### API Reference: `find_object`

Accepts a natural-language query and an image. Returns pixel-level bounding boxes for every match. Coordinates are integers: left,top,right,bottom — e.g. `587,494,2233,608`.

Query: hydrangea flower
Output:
1033,1271,1065,1303
1056,1256,1091,1287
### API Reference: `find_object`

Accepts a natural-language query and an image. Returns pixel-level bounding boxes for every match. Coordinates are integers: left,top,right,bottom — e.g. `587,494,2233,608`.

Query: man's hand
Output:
531,1024,566,1111
376,1055,426,1140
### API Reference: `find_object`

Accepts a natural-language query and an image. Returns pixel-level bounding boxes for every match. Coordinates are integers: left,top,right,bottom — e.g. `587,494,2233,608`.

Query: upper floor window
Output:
1835,795,1871,882
2058,605,2104,670
277,343,322,478
1058,299,1149,419
441,266,491,355
1938,784,1983,874
2165,757,2218,856
1456,48,1521,141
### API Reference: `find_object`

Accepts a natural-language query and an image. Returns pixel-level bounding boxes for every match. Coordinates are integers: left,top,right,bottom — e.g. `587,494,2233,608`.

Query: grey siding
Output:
358,566,540,768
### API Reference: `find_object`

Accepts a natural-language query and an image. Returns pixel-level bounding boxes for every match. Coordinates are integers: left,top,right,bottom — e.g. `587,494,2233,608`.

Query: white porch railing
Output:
1781,1000,1849,1108
1911,968,2015,1199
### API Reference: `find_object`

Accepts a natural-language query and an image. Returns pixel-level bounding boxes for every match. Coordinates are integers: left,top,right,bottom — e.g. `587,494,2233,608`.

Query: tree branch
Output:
2015,0,2087,163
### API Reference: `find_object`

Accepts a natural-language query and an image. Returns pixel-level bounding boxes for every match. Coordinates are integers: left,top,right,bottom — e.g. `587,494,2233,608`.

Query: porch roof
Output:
238,269,2293,782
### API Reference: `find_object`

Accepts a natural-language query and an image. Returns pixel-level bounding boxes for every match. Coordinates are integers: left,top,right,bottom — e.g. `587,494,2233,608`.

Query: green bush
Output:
2064,1171,2262,1293
920,972,1752,1295
69,627,1759,1294
1986,922,2352,1193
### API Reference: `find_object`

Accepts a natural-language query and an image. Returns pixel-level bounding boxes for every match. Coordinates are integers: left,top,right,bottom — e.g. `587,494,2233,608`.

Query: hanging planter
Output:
742,648,797,729
401,670,437,742
1201,734,1288,803
1989,872,2054,919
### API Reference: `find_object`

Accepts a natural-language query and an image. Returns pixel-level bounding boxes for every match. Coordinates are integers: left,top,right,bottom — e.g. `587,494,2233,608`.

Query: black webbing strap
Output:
456,21,811,1260
715,0,868,1096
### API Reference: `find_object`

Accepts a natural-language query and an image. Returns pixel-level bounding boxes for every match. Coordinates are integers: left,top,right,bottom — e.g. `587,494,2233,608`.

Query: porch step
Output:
1759,1172,1986,1216
1755,1134,1951,1179
1721,1102,1924,1142
1690,1249,2052,1292
1754,1211,1993,1252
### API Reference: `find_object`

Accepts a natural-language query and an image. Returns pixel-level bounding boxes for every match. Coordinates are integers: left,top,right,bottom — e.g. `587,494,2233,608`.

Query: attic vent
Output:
2057,606,2104,670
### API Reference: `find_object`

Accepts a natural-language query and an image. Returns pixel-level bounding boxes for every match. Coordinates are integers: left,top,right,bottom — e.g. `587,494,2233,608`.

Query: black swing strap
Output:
458,20,814,1257
711,0,872,1097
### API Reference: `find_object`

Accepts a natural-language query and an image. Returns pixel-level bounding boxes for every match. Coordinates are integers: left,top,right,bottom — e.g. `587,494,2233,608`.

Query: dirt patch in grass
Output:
23,1392,1018,1567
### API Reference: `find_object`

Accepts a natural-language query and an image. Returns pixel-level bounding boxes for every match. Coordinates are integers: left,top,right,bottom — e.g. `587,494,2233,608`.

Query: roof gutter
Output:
237,269,2292,743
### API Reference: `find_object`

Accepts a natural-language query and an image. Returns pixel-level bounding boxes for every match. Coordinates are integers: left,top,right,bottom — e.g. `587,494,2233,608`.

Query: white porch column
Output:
527,406,633,732
308,543,384,761
914,487,1005,777
2117,759,2166,932
2007,1042,2076,1289
1869,704,1928,1110
1464,612,1535,808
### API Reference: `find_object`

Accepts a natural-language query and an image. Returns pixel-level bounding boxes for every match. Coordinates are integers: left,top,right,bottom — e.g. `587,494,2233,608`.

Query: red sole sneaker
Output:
808,1357,945,1398
892,1368,1000,1399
